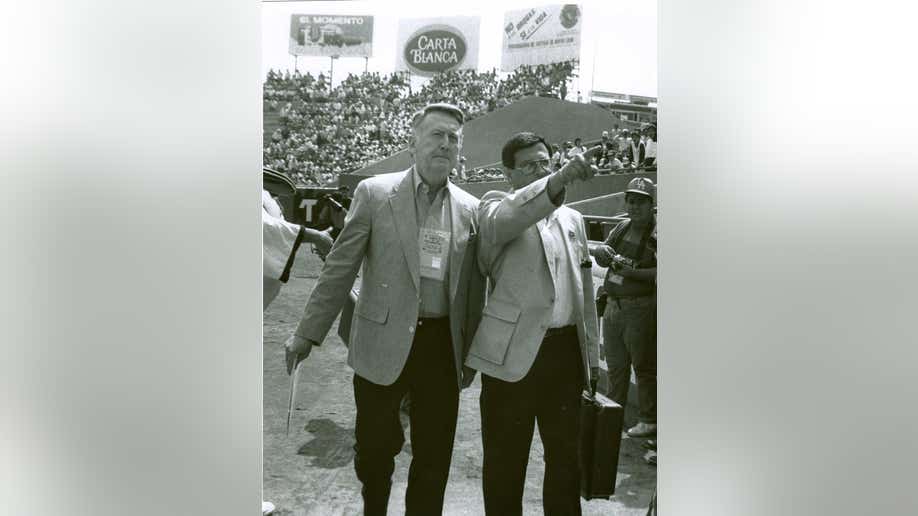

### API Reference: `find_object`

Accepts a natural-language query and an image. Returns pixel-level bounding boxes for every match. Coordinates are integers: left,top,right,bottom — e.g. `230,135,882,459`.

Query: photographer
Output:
590,177,657,439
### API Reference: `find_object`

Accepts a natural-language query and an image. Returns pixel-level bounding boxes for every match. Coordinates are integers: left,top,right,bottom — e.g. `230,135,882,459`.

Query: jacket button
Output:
408,326,415,334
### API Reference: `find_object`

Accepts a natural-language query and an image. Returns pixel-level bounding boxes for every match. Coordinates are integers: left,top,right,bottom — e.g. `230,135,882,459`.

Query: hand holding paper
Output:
285,335,315,375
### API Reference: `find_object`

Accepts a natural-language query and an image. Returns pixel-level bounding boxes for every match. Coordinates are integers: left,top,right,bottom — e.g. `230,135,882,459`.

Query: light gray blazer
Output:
465,175,600,386
295,168,486,387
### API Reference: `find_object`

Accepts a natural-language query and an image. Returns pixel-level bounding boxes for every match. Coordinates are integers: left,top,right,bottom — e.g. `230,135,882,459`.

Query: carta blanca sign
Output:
396,16,480,77
403,25,467,74
289,14,374,58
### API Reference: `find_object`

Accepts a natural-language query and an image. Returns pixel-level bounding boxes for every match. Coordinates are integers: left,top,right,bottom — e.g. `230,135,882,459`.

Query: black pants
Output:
352,317,459,516
480,330,584,516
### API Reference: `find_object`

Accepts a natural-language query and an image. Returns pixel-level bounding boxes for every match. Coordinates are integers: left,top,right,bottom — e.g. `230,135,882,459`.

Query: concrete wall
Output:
457,172,656,206
338,171,656,216
353,95,624,176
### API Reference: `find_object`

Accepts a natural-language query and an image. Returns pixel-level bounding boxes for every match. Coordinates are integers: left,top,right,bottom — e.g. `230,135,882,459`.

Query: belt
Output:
611,295,654,308
417,316,449,326
611,295,653,301
543,325,576,339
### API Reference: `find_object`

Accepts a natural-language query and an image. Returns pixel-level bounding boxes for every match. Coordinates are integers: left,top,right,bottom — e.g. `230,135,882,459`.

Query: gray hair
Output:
410,103,465,133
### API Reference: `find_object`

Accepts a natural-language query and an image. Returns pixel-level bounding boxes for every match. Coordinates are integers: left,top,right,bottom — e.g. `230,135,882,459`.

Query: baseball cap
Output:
625,177,655,199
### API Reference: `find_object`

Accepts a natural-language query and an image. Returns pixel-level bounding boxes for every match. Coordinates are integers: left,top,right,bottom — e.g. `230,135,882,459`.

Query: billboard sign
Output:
501,4,582,71
289,14,373,58
396,16,480,76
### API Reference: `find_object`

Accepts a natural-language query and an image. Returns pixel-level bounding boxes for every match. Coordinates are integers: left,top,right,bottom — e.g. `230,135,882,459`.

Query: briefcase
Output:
336,288,359,346
579,390,624,500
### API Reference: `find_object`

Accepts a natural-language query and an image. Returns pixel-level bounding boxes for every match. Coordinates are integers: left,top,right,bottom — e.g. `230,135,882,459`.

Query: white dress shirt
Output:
538,211,576,329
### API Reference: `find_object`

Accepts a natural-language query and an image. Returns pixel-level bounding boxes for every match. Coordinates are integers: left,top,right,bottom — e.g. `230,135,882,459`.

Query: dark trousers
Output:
352,317,459,516
480,330,584,516
604,296,657,423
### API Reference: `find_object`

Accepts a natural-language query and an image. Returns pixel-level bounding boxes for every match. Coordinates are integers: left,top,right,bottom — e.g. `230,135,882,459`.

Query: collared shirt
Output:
567,145,587,158
537,211,576,328
630,141,644,164
645,139,657,159
411,167,452,317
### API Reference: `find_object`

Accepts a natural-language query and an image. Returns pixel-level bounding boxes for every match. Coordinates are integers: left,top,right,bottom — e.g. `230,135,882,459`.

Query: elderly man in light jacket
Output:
466,132,601,516
285,103,486,516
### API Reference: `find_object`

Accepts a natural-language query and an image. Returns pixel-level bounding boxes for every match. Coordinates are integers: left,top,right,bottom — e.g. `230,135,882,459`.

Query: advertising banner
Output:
501,4,582,71
289,14,373,58
395,16,480,76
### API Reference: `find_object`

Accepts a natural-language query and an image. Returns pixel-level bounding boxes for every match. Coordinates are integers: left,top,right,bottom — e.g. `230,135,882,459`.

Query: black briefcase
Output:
579,390,624,500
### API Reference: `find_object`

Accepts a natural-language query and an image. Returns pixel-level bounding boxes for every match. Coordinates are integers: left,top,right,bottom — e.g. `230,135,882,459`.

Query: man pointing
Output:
466,132,601,515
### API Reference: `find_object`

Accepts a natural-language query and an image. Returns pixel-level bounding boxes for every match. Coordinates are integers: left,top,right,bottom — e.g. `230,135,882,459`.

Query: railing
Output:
460,135,656,183
582,215,629,242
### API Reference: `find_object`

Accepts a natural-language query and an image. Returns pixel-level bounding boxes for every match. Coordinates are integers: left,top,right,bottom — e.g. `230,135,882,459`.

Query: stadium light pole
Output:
330,55,338,87
589,23,598,103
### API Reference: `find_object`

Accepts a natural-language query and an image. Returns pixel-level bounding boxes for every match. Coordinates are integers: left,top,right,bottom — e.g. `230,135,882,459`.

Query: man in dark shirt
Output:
590,177,657,437
626,131,646,169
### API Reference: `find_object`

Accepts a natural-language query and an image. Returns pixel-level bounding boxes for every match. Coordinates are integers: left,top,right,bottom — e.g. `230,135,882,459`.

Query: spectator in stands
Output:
642,124,657,168
607,152,624,172
567,137,587,158
626,131,645,169
550,144,564,170
457,156,468,181
561,141,574,161
616,129,631,157
594,131,613,168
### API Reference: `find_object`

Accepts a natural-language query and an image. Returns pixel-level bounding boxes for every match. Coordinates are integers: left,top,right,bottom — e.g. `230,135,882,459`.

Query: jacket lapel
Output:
446,183,471,302
388,170,420,293
537,216,557,289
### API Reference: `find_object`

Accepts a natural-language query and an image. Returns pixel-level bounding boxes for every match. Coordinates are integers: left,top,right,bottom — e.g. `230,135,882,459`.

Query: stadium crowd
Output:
458,124,657,183
263,61,579,185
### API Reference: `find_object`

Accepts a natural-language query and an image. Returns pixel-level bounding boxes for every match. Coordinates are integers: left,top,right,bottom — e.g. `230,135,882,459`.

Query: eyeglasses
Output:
516,158,552,174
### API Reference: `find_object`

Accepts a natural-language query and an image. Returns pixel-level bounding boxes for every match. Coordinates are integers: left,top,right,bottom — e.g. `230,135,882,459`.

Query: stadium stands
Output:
262,61,580,185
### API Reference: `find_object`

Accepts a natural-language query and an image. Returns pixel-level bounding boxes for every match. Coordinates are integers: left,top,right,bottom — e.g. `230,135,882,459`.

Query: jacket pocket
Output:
471,299,521,365
356,301,389,324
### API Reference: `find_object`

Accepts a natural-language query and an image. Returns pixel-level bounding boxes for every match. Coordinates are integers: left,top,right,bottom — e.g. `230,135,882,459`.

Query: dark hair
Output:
410,102,465,132
501,132,552,169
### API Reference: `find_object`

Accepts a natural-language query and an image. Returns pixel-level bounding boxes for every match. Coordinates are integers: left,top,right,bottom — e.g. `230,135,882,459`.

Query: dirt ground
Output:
264,252,657,515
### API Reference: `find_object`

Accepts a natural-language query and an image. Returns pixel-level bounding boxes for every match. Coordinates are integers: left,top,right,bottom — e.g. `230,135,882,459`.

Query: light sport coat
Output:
465,175,600,386
295,168,486,387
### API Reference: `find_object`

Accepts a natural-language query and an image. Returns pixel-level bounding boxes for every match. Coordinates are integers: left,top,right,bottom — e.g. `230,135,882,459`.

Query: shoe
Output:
627,422,657,437
262,501,275,515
